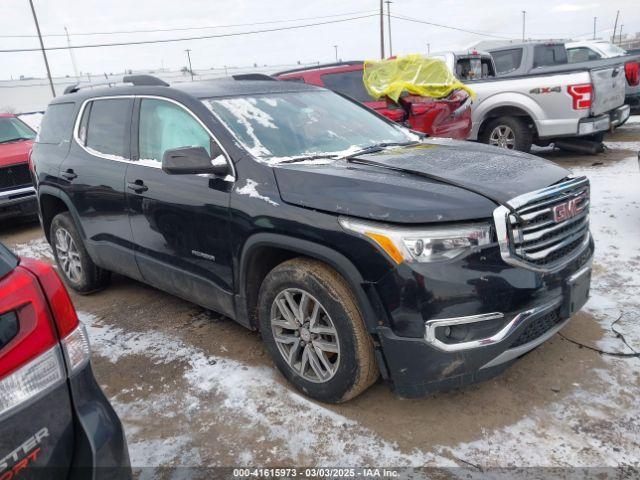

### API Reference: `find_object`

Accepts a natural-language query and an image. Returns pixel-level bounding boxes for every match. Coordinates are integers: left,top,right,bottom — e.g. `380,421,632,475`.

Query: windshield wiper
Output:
0,136,34,144
276,154,341,164
344,141,420,160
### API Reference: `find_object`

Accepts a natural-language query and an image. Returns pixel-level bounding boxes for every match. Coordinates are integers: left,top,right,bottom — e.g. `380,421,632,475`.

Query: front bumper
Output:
372,238,594,398
0,186,37,221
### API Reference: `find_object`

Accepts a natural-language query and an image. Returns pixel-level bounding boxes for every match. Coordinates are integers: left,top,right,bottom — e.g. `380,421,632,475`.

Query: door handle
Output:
61,169,77,180
127,180,148,193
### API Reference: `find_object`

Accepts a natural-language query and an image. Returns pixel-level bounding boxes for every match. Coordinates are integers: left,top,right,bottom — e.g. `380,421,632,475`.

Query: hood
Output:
0,139,33,168
273,139,569,224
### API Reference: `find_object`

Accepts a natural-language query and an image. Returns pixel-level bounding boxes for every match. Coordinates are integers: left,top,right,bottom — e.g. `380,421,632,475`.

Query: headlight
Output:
339,217,492,264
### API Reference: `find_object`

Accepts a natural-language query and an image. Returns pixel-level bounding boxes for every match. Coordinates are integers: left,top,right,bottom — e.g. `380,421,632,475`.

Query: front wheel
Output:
258,258,379,403
480,116,533,153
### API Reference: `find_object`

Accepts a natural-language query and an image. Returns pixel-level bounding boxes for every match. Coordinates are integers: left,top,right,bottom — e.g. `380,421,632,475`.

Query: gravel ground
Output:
2,118,639,477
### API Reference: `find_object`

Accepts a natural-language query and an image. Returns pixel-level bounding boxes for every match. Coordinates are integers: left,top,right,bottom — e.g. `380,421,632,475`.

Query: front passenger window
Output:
138,99,212,165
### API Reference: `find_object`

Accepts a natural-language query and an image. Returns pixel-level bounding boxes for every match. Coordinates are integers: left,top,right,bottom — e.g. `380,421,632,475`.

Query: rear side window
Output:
567,47,601,63
37,103,75,144
321,71,372,102
491,49,523,74
533,45,568,68
83,98,132,159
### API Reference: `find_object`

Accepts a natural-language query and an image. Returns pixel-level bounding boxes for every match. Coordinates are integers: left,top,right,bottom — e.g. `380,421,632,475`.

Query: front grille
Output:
494,177,591,271
0,164,32,191
510,310,561,348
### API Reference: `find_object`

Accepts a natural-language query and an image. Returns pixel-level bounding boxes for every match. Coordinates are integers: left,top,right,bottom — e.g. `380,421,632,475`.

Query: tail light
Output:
0,258,89,418
567,84,593,110
625,61,640,87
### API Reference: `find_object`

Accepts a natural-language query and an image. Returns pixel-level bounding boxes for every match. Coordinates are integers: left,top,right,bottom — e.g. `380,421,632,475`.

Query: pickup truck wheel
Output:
481,116,532,153
258,258,378,403
50,212,110,294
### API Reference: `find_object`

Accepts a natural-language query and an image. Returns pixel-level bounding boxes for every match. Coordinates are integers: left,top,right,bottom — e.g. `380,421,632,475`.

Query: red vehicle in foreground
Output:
274,61,472,139
0,114,38,223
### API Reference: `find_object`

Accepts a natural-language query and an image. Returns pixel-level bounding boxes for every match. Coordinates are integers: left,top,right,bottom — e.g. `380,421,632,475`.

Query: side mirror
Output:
161,146,229,176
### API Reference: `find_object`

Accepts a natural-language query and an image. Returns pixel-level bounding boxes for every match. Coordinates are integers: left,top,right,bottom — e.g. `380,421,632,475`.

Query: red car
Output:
274,61,472,139
0,114,38,223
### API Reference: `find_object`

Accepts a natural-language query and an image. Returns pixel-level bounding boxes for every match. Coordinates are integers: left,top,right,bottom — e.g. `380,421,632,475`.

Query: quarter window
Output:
83,98,132,159
38,103,76,144
138,99,212,165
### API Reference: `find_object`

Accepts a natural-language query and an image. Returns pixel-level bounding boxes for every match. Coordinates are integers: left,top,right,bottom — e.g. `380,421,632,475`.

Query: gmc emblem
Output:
552,193,586,223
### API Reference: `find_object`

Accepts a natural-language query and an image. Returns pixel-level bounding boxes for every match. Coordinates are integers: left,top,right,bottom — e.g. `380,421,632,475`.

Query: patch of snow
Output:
235,179,279,206
85,145,128,162
603,141,640,151
10,238,53,260
80,312,450,467
622,115,640,125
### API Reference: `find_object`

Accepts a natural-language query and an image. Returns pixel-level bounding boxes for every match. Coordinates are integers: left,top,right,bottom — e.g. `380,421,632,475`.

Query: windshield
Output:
203,90,416,163
0,117,36,144
596,42,627,57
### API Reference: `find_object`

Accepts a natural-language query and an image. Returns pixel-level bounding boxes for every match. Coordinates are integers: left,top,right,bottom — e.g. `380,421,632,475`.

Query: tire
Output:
258,258,378,403
480,116,533,153
50,212,110,294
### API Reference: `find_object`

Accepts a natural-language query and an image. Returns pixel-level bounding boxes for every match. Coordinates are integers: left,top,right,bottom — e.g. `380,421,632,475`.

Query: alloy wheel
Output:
270,288,340,383
489,125,516,149
55,227,83,283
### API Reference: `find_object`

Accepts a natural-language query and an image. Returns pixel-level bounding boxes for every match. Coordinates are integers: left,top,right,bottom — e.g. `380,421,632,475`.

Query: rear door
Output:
61,97,141,280
590,64,626,115
125,97,235,317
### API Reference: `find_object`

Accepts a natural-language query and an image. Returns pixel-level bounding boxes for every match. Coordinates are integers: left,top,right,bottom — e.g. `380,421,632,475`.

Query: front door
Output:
125,97,235,317
61,97,141,280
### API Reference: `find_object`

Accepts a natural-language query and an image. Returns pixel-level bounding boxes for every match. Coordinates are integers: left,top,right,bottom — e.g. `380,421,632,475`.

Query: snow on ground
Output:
10,237,53,260
79,312,452,474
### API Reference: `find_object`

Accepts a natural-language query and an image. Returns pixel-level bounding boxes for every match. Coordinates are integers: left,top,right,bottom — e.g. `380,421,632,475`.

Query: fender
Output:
236,233,381,333
36,185,87,242
471,92,544,140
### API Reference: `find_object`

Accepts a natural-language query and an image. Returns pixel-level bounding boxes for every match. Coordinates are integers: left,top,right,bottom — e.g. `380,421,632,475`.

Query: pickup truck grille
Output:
494,177,591,272
0,164,32,191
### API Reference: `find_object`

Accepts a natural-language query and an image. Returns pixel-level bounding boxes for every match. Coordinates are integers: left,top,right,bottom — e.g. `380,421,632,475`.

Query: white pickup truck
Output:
431,43,631,152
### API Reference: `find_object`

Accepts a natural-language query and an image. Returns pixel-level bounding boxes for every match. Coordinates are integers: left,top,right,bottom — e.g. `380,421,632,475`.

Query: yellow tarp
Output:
363,54,475,102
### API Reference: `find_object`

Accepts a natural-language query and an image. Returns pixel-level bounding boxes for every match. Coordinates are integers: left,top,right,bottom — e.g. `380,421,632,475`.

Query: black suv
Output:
31,75,593,402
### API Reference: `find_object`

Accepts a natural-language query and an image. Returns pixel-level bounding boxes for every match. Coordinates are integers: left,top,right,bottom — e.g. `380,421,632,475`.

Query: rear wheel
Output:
50,212,110,294
258,258,378,403
481,116,533,153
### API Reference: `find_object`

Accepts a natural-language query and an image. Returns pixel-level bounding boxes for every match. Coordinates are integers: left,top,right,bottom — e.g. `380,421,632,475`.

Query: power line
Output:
0,10,377,38
390,14,514,40
0,14,377,53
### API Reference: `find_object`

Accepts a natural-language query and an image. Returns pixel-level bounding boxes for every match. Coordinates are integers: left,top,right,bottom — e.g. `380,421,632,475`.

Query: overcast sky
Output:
2,0,639,80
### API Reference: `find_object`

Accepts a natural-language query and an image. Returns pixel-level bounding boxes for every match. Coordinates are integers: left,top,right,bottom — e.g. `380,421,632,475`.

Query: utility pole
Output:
333,45,338,62
619,24,624,45
427,43,430,55
385,0,393,57
593,17,597,40
521,11,526,42
28,0,55,98
64,26,79,81
379,0,385,59
184,49,194,81
612,10,619,43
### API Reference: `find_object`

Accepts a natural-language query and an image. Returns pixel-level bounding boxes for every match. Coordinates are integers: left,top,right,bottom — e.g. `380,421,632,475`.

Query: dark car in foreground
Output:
0,114,38,223
31,75,592,402
0,243,130,478
275,61,473,140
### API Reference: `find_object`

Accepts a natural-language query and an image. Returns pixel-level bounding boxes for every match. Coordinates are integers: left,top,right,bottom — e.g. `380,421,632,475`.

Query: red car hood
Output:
0,139,34,168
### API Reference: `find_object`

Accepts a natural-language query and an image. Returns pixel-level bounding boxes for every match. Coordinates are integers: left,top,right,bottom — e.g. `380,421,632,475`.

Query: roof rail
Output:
273,61,364,76
122,74,169,86
232,73,276,81
63,74,169,95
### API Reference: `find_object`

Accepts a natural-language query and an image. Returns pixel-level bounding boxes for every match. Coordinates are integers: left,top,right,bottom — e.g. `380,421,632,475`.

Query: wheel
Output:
50,212,110,294
258,258,378,403
480,116,533,152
